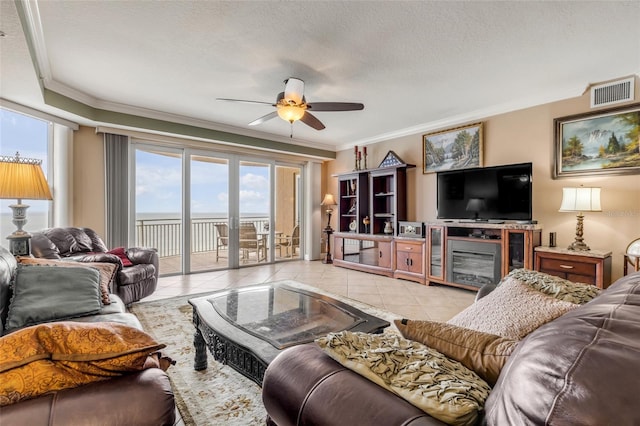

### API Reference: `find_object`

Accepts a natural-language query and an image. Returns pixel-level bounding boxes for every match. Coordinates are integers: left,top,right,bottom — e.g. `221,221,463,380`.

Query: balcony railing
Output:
135,217,268,258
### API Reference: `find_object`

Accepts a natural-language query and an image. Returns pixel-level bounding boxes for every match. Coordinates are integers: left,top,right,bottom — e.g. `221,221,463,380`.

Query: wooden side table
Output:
534,246,612,289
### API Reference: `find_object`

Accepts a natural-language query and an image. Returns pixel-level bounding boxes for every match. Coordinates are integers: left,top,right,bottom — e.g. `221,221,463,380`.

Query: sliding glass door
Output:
134,144,303,275
134,147,183,275
189,154,230,272
238,160,271,265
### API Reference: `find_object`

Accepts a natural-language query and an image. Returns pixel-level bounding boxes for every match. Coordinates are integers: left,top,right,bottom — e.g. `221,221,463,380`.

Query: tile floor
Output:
144,259,477,322
145,260,478,426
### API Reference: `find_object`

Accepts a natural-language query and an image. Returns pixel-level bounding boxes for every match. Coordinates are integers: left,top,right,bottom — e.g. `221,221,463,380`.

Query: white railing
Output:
135,217,268,258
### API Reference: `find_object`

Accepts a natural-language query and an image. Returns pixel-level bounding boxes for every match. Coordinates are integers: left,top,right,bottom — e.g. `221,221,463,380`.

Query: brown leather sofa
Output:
0,246,175,425
30,227,158,305
262,270,640,425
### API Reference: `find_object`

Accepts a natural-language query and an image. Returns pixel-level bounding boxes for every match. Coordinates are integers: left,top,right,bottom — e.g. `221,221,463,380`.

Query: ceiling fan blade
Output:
307,102,365,112
216,98,275,106
284,78,305,104
249,111,279,126
300,111,326,130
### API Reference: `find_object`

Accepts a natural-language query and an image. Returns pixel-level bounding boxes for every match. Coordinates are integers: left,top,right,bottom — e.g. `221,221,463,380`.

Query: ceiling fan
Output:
217,77,364,131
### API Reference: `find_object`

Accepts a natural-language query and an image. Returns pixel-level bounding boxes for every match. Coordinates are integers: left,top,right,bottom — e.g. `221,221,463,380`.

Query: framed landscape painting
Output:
423,122,483,174
554,103,640,178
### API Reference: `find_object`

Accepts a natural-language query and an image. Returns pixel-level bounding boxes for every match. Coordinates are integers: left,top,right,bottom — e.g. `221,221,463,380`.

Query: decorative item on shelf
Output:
378,150,409,168
0,152,53,256
465,198,487,221
398,221,424,238
363,216,370,233
383,220,394,235
349,219,357,232
363,146,368,170
353,146,368,171
559,186,601,251
321,193,337,264
350,179,357,195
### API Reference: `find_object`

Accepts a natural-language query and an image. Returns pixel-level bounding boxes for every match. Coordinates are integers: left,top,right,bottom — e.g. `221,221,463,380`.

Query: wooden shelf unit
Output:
334,161,415,237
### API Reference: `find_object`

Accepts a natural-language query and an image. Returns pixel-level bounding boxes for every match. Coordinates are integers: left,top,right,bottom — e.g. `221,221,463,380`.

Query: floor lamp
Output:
0,152,53,256
559,186,601,251
321,193,337,264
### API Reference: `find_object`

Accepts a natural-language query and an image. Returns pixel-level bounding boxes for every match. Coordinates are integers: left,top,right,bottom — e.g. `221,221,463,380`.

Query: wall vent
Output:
590,77,635,108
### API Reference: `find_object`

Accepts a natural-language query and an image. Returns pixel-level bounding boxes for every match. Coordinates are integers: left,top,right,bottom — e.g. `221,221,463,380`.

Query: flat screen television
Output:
436,162,533,222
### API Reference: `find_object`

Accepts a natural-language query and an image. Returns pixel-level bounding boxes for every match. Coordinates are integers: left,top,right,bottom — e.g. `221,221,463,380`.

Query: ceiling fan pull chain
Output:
290,122,294,139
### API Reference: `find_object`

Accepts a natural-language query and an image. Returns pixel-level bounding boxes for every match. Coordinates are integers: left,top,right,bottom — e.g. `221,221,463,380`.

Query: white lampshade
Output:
321,193,337,206
559,187,601,212
284,77,305,105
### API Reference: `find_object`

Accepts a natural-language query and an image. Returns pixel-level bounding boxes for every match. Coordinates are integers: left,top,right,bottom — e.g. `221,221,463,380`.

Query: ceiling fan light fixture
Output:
277,105,305,123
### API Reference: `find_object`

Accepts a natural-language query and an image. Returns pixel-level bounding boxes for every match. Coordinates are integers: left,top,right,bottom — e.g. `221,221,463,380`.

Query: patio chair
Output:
239,222,266,262
215,223,229,261
276,225,299,258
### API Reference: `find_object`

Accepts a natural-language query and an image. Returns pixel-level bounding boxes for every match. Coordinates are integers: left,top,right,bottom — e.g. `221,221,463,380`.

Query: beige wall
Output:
326,82,640,281
72,82,639,281
72,126,105,236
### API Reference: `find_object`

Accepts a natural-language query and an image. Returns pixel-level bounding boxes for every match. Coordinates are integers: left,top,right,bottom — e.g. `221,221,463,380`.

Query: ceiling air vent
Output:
590,77,635,108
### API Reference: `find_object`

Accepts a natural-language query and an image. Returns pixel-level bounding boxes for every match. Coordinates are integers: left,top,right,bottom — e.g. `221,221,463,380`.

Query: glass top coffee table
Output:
189,281,389,385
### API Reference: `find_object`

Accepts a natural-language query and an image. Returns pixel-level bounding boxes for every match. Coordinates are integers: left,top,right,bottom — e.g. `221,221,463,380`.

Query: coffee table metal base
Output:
193,311,268,385
189,281,389,386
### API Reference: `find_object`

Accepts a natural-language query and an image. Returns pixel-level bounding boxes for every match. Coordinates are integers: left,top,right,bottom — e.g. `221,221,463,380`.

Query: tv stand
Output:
427,222,542,291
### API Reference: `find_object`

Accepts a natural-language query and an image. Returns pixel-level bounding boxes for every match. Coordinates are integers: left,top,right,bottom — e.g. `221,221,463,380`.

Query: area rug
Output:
129,280,401,426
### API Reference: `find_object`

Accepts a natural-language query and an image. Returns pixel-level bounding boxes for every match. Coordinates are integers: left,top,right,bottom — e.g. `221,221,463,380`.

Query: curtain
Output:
104,133,129,248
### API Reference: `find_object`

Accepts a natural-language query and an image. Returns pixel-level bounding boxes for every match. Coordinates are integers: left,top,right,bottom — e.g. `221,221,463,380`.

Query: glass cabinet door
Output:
428,226,444,280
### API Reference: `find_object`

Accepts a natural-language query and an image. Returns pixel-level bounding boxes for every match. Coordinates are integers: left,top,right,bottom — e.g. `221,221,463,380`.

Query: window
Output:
0,108,52,242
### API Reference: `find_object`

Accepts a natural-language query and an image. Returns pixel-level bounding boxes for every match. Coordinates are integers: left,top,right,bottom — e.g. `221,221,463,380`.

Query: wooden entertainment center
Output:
334,222,541,290
331,155,542,290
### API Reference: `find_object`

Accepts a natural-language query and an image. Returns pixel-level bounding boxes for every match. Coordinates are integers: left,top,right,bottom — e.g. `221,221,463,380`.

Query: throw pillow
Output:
447,279,578,340
506,268,600,304
17,257,117,305
0,322,166,406
107,247,133,267
394,319,519,385
5,265,102,332
316,331,491,426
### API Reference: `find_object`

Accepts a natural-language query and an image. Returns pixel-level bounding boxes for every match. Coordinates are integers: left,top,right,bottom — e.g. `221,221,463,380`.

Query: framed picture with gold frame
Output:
554,103,640,178
423,122,483,174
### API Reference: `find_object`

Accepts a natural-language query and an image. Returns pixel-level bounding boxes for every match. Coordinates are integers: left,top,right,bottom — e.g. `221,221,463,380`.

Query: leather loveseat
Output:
0,246,175,425
262,270,640,425
30,227,158,305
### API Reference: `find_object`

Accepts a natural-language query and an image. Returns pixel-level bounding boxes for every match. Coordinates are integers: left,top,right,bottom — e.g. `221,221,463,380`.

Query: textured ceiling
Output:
1,1,639,151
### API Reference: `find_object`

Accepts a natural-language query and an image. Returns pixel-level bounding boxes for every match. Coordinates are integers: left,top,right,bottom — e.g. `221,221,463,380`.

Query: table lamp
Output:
321,193,337,230
321,193,337,264
559,186,601,251
0,152,53,255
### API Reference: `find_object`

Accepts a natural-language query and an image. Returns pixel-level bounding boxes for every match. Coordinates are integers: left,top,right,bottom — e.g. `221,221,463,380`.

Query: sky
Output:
0,109,50,237
1,107,271,233
135,150,270,217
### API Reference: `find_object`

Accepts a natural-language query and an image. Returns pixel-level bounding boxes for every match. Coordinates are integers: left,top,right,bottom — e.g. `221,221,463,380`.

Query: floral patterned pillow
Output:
0,322,166,406
506,268,600,305
316,331,490,426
